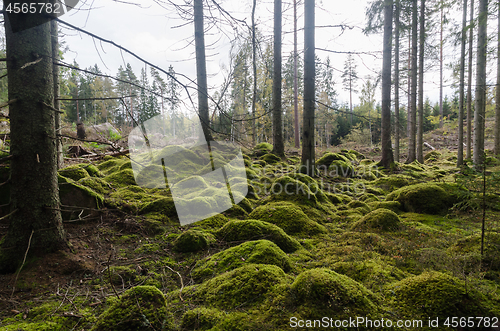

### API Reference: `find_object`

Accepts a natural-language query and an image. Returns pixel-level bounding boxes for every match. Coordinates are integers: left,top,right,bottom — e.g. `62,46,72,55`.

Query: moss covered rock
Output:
173,230,209,252
386,183,453,214
58,164,89,181
332,260,407,289
59,181,104,220
91,286,172,331
347,200,372,215
289,268,378,319
139,197,177,218
351,209,401,232
192,240,291,280
261,153,281,164
371,175,414,192
104,169,137,187
216,219,301,252
448,233,500,271
389,271,487,319
367,200,402,213
329,160,355,177
181,307,224,330
78,177,110,195
186,264,291,309
248,202,327,236
255,142,273,153
269,175,319,207
194,213,230,229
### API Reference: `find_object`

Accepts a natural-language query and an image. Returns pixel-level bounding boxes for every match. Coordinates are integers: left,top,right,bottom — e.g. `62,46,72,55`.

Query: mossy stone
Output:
269,176,319,207
104,169,137,187
448,233,500,271
367,201,402,213
173,230,209,252
371,175,413,192
216,219,301,252
58,164,89,181
389,271,487,319
78,163,103,177
139,197,177,218
192,240,292,281
289,268,378,318
261,153,281,164
187,264,291,309
59,181,104,219
91,286,172,331
351,209,402,232
329,160,355,177
332,260,407,289
181,308,224,330
194,213,230,229
78,177,109,195
347,200,372,215
386,183,452,214
248,202,327,236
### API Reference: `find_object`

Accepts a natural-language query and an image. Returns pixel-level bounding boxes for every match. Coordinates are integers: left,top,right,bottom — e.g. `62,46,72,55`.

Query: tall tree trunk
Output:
272,0,284,156
407,0,418,163
194,0,212,142
294,0,300,149
416,0,425,163
495,0,500,156
466,0,474,160
439,2,444,129
51,20,63,169
473,0,487,169
0,8,66,273
251,0,257,146
394,0,400,162
301,0,315,176
458,0,467,166
380,0,394,169
408,32,411,139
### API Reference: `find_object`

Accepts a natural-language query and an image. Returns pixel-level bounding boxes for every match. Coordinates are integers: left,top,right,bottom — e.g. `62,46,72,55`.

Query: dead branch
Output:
11,228,33,299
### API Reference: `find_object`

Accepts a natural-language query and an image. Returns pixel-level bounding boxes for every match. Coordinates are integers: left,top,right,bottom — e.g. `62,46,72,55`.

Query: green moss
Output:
316,152,342,167
58,164,89,181
194,213,230,229
371,174,414,192
184,264,291,309
329,160,355,177
389,271,487,319
104,169,137,187
289,268,378,319
108,265,137,285
59,181,104,218
139,197,177,218
347,200,372,215
181,307,224,330
245,168,259,180
448,233,500,271
248,202,327,236
107,186,161,213
358,193,379,203
91,286,173,331
97,158,126,174
269,176,319,207
424,150,442,163
173,230,208,252
192,240,291,281
386,183,454,214
325,192,342,204
367,201,402,213
216,219,301,252
78,177,110,195
351,209,401,232
255,142,273,152
261,153,281,164
332,260,407,289
223,204,248,218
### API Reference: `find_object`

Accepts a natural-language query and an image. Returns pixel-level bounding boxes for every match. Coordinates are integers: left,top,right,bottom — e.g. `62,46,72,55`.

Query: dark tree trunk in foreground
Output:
466,0,474,160
0,7,66,273
301,0,315,176
51,20,63,169
272,0,284,156
416,0,425,163
458,0,467,166
251,0,257,146
407,0,418,163
294,0,300,149
194,0,212,141
473,0,487,169
394,0,400,162
380,0,394,169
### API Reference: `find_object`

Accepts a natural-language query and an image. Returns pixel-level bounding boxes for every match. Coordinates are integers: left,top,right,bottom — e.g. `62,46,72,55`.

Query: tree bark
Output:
51,20,63,169
394,0,400,162
416,0,425,163
466,0,474,160
380,0,394,169
0,5,66,273
407,0,418,163
473,0,487,169
458,0,467,166
301,0,315,176
272,0,284,156
439,2,444,129
194,0,212,142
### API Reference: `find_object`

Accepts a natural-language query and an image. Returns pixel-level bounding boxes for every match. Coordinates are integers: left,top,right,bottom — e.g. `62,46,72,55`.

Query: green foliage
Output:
351,209,402,232
386,183,455,214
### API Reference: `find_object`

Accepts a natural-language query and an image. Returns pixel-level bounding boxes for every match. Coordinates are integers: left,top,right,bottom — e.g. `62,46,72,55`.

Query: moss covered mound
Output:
289,268,378,318
91,286,172,331
351,209,401,232
216,219,301,253
448,233,500,271
390,271,487,319
58,164,90,181
371,175,414,192
329,160,355,177
248,202,327,236
173,230,209,252
194,213,230,229
181,307,224,330
104,169,137,187
347,200,372,215
386,183,453,214
255,142,273,153
367,201,402,213
188,264,291,309
269,175,321,206
332,260,407,289
261,153,281,164
192,240,291,281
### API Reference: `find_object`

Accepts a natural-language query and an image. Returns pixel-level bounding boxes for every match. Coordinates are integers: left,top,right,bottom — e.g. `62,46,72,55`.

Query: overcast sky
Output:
59,0,455,110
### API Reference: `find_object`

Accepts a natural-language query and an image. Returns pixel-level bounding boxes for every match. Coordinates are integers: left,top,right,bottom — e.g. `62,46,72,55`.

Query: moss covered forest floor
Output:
0,132,500,329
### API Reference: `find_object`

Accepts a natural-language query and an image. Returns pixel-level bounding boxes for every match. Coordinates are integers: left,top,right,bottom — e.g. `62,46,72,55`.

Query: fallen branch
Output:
11,229,34,299
164,265,184,302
